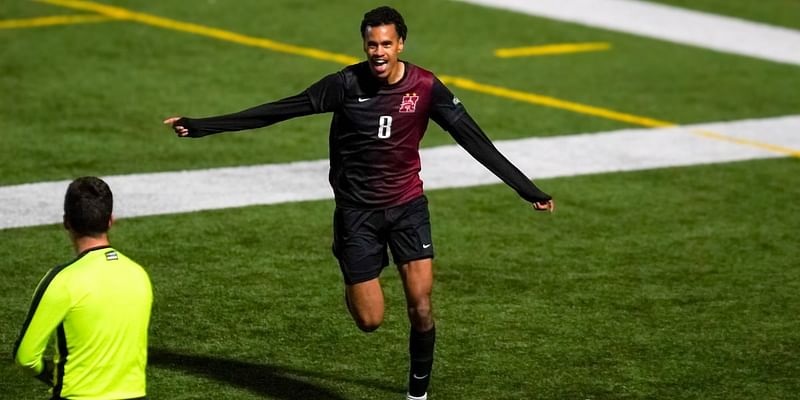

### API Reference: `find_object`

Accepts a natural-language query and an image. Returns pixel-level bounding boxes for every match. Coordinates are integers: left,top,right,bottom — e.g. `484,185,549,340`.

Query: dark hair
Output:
64,176,113,237
360,6,407,41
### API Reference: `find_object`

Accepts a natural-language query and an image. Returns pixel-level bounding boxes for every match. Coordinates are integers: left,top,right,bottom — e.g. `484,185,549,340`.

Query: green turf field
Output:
2,1,799,399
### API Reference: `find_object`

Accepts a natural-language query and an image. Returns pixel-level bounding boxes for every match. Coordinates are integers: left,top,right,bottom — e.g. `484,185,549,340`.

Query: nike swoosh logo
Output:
358,97,370,102
413,374,428,380
422,243,432,249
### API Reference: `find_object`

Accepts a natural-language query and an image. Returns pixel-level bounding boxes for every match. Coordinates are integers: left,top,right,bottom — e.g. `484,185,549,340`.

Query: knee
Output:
354,316,382,332
407,302,433,329
351,308,383,332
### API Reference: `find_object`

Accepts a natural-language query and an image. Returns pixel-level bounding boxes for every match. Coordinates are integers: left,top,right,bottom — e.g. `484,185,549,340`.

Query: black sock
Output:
408,325,435,397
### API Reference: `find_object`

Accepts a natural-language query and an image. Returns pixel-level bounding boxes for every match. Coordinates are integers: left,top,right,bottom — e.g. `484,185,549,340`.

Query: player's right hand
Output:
533,199,555,213
163,117,189,137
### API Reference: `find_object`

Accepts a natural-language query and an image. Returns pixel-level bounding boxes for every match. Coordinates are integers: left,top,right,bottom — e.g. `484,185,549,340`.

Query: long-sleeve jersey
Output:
178,61,551,208
13,246,152,400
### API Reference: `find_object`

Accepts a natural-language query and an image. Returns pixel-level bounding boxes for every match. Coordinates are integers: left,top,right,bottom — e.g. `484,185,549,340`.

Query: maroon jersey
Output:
178,61,550,209
307,62,446,207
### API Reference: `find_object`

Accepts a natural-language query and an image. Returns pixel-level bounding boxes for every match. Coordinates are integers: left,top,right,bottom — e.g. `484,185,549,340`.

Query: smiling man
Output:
164,6,553,399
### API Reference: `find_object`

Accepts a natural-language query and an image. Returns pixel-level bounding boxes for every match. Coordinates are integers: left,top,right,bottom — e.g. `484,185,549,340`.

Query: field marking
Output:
2,115,798,230
33,0,673,128
457,0,800,66
438,75,672,128
0,14,114,29
35,0,361,65
495,42,611,58
689,129,800,157
29,1,797,159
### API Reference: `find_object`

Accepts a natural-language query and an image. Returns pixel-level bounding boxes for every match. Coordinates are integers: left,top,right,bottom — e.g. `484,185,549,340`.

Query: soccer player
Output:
13,176,153,400
164,6,553,399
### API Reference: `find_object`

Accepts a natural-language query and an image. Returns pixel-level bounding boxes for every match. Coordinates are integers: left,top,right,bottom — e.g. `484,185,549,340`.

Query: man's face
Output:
363,24,404,83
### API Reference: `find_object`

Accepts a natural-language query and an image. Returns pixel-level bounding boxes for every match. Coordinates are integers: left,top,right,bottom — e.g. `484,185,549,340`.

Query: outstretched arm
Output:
164,92,317,138
430,79,554,212
164,71,346,137
445,113,554,212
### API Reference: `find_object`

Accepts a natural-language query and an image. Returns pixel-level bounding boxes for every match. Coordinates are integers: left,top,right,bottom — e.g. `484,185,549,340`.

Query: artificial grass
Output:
2,0,799,185
3,1,798,398
2,157,799,399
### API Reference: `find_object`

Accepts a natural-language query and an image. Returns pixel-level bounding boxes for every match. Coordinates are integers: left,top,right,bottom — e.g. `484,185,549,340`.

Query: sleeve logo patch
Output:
399,93,419,113
105,250,119,261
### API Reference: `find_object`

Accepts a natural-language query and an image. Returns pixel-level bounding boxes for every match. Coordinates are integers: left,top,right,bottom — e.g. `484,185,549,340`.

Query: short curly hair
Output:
360,6,407,41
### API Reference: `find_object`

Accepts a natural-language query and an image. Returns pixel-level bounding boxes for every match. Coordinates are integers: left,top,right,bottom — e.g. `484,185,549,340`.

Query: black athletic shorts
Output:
332,195,434,285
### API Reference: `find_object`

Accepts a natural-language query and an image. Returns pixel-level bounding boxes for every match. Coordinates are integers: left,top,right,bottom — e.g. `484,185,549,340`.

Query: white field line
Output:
455,0,800,66
1,115,798,230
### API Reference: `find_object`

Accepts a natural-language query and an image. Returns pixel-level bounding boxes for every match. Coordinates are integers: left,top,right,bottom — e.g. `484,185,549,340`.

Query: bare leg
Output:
345,277,385,332
399,258,434,331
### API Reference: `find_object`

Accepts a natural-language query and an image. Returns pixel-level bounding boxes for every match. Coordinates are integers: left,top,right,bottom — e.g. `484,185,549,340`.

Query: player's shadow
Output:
149,348,401,399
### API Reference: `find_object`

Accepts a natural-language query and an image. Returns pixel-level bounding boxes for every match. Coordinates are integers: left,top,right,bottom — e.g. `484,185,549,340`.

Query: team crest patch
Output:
105,250,119,261
399,93,419,113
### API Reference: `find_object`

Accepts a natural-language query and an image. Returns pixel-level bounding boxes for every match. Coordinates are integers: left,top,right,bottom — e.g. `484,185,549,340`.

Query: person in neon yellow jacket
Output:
13,176,152,400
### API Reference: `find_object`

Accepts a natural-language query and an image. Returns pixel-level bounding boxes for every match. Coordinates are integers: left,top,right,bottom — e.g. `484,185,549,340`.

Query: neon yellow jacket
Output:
14,246,152,399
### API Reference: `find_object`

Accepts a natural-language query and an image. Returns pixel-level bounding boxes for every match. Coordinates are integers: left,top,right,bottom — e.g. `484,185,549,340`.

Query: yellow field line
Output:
36,0,360,65
496,42,611,58
34,0,799,157
439,75,674,128
0,14,113,29
691,129,800,157
32,0,671,128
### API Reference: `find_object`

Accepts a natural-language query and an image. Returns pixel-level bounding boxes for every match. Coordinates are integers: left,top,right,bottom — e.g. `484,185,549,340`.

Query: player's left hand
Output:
533,199,554,213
